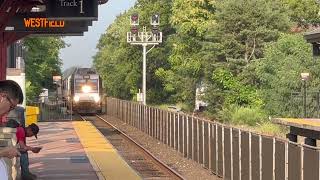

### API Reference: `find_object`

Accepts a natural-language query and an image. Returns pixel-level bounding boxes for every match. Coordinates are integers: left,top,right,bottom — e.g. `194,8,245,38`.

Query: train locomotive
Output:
62,67,103,114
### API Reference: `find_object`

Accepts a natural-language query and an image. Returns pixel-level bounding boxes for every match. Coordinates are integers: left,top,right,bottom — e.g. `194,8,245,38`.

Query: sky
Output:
59,0,137,71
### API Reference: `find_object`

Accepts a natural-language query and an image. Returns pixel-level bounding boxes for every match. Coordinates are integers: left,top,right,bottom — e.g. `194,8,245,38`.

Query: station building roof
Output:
304,28,320,43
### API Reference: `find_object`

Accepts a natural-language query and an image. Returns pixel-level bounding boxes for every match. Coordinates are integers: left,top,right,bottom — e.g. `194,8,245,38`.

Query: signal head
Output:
151,14,160,26
130,13,139,26
131,26,139,35
151,26,159,35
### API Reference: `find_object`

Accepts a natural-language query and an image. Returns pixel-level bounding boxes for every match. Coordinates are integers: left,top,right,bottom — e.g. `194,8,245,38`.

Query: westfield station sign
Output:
5,0,99,35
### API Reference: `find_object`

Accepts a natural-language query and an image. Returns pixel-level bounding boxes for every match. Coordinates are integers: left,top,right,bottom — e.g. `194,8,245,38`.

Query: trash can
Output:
26,106,39,126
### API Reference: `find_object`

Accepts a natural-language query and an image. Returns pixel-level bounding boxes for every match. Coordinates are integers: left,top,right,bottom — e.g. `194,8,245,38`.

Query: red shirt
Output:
16,127,26,144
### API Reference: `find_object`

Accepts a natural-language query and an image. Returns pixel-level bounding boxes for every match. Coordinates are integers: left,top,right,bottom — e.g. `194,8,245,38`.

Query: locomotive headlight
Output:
82,85,91,93
73,96,80,102
93,95,100,103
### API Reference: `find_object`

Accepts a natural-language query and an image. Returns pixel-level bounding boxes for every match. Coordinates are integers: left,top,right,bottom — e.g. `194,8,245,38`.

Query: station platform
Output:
27,121,140,180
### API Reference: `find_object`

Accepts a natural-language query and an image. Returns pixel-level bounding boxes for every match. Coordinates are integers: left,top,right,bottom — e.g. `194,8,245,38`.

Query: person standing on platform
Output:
0,80,23,124
0,80,24,180
16,123,41,180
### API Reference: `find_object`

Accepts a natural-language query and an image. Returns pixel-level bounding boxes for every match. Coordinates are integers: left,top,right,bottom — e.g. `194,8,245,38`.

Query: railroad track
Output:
80,114,185,180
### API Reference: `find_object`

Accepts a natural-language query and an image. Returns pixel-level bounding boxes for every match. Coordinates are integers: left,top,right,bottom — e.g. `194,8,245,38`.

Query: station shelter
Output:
0,1,110,179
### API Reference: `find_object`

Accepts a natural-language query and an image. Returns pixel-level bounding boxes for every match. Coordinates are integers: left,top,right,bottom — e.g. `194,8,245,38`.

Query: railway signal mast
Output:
127,14,163,105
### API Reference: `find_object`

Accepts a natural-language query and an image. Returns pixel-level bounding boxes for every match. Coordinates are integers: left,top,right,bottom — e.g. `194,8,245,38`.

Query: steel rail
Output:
93,114,186,180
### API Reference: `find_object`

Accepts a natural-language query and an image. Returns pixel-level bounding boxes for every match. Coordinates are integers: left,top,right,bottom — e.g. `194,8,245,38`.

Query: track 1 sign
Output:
46,0,98,20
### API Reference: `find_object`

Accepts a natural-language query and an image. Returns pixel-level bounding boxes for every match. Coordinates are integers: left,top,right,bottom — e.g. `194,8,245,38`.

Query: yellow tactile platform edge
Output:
73,121,141,180
277,118,320,127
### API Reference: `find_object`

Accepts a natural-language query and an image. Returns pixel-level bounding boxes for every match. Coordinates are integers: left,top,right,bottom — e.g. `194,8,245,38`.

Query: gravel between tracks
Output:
100,115,221,180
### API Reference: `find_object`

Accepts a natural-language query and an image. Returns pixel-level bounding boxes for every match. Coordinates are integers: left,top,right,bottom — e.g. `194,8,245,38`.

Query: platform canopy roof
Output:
0,0,108,80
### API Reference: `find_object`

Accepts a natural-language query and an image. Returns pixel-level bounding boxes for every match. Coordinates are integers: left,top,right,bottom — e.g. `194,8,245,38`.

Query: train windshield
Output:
75,79,98,93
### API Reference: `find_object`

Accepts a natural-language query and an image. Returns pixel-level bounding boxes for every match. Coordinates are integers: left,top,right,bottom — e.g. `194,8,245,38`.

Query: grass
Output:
256,121,288,138
155,103,288,137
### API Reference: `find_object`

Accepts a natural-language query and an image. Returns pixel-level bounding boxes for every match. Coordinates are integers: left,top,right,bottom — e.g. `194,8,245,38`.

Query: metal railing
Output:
31,100,72,121
106,97,320,180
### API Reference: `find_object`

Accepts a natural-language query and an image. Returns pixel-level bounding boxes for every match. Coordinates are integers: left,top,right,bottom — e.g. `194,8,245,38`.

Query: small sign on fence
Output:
137,92,143,102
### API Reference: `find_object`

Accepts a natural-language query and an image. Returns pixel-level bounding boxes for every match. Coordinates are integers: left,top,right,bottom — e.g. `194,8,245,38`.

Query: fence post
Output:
259,135,262,180
216,124,218,175
209,123,211,170
148,106,151,136
272,138,276,180
159,109,162,141
187,116,190,158
285,142,288,180
160,109,163,142
183,115,185,156
249,132,252,180
239,129,242,180
174,113,177,150
143,105,145,132
140,104,142,130
230,128,233,180
124,102,126,123
197,118,200,163
155,108,157,139
301,146,304,180
192,116,194,160
166,111,170,146
169,112,174,147
202,121,205,165
179,114,182,152
222,126,225,179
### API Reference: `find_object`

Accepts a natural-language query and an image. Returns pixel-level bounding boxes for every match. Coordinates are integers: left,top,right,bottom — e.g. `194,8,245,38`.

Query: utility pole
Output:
127,14,162,105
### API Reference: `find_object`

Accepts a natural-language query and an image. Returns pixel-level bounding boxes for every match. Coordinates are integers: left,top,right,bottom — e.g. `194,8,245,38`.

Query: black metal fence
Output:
30,100,72,121
288,91,320,118
106,97,320,180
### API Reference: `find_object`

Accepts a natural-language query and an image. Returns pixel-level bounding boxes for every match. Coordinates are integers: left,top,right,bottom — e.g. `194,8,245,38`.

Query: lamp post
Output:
127,14,162,105
301,72,310,117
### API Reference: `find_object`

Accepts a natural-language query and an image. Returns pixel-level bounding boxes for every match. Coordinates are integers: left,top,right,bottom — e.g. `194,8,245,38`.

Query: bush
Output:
257,121,288,137
219,105,267,126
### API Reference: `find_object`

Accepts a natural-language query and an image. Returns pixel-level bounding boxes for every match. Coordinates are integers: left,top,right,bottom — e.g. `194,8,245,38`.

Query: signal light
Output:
130,13,139,26
151,14,160,26
152,26,159,35
131,26,139,35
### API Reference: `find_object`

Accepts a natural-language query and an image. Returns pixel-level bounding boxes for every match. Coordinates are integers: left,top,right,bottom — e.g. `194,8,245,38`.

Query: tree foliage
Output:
213,0,291,63
94,0,174,102
255,34,319,117
156,0,216,109
95,0,319,120
282,0,320,28
24,37,65,102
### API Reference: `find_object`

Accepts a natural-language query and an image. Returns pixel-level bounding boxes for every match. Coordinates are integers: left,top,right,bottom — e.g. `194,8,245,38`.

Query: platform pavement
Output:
27,121,141,180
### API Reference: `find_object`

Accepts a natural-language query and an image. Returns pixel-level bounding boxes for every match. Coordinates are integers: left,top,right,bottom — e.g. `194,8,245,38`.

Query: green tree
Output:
156,0,216,109
201,0,291,114
213,0,291,63
94,0,175,103
255,34,320,117
24,37,65,102
282,0,320,28
94,12,140,99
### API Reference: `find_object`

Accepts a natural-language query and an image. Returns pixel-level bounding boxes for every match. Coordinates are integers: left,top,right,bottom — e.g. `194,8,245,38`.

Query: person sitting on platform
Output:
16,123,41,180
